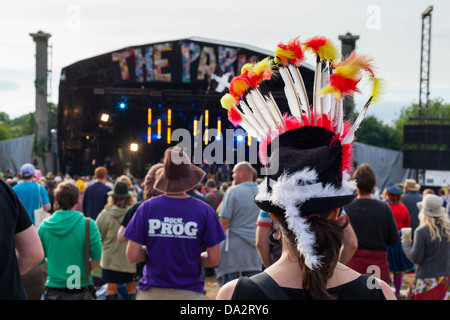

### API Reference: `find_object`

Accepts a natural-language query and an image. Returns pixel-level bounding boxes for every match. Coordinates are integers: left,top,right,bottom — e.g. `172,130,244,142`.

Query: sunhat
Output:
143,163,164,199
404,179,421,192
417,194,446,217
153,146,205,194
107,181,134,198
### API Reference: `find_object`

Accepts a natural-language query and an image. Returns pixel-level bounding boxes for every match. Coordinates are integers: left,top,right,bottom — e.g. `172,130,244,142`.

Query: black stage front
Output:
57,37,314,178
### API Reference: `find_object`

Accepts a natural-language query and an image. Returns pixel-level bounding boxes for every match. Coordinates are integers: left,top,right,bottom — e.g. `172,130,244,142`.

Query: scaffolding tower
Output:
418,6,433,120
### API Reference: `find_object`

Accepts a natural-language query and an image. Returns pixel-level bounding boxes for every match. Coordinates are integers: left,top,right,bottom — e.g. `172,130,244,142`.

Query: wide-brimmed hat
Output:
107,181,134,198
143,163,164,199
417,194,446,217
404,179,421,192
154,147,205,194
385,182,403,195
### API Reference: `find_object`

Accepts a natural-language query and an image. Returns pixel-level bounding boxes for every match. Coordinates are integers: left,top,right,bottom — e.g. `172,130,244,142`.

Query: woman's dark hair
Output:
353,163,377,195
273,209,348,300
54,181,79,210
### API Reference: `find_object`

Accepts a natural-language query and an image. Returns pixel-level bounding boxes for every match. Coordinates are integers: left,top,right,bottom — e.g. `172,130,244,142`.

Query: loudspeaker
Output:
403,125,450,145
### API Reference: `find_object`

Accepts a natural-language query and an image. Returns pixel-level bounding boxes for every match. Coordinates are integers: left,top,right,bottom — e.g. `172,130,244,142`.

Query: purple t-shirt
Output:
123,195,226,293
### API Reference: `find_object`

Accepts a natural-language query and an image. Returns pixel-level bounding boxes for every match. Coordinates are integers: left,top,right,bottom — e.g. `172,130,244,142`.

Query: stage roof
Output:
57,37,315,177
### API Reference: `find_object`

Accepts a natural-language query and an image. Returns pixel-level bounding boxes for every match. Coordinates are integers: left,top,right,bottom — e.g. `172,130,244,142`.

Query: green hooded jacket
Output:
38,210,102,288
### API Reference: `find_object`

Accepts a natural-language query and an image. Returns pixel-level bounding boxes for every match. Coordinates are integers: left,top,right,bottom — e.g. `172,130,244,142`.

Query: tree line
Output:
0,99,449,151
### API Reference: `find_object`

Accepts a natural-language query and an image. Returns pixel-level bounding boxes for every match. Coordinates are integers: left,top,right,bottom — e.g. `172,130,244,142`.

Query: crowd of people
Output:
1,153,449,300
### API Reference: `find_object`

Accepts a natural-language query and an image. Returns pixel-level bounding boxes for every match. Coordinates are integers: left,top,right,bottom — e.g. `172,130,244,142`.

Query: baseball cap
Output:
20,163,36,178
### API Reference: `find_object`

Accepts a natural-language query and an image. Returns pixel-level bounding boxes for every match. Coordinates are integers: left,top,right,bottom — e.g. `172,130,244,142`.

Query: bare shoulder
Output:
377,278,397,300
216,279,239,300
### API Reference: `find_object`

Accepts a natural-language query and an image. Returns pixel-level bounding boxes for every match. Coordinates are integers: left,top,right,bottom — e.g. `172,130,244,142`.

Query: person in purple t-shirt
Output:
124,147,226,300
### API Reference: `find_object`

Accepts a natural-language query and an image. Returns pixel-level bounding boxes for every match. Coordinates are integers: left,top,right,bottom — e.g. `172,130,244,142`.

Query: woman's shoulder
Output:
216,278,239,300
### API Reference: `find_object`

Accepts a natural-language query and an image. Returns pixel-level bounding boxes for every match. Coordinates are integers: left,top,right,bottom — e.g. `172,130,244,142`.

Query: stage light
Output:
157,119,162,137
193,117,198,137
204,128,209,145
130,143,138,152
248,135,251,146
101,113,109,122
147,108,152,144
118,96,128,110
205,110,209,127
215,135,222,141
257,136,262,142
217,118,222,138
237,135,244,142
167,127,171,144
156,134,162,140
167,109,172,126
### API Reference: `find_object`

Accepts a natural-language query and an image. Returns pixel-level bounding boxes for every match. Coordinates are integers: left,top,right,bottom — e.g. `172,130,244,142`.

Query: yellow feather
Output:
318,42,340,62
221,93,236,110
319,86,341,100
241,63,253,75
370,77,384,103
253,57,273,74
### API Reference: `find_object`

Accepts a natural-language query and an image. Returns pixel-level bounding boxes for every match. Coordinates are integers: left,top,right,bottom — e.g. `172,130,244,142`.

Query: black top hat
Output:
254,125,356,217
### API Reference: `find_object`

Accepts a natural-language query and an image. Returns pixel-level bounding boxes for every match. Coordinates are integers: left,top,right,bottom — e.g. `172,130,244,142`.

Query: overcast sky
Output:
1,0,449,123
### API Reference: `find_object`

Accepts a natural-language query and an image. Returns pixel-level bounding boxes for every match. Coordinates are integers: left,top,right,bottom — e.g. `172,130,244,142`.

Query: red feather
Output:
229,75,252,101
228,107,242,126
328,73,361,97
303,36,327,53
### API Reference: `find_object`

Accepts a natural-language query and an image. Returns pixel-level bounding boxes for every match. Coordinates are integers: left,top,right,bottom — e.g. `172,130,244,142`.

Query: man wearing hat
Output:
123,147,226,300
13,163,51,226
12,163,51,299
401,179,423,236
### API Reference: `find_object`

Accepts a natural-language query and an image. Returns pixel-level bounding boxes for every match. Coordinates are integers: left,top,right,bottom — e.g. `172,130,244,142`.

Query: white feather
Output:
245,93,272,133
238,117,260,139
239,100,269,138
335,99,344,137
321,62,332,116
249,90,278,130
267,92,287,132
254,89,286,134
279,66,302,119
341,98,372,145
287,64,310,120
312,59,323,124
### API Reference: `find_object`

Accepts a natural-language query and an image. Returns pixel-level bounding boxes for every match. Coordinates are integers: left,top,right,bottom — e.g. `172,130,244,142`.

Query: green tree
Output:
354,114,402,150
0,125,12,140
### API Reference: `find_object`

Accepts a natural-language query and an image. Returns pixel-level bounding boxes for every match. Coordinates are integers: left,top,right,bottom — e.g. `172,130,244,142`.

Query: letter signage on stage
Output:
111,39,263,84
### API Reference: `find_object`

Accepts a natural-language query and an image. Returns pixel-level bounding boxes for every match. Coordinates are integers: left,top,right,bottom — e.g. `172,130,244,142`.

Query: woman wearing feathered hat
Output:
217,36,395,300
123,146,226,300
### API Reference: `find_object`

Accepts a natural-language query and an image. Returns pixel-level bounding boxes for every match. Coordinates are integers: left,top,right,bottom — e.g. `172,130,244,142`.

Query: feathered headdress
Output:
220,36,383,270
